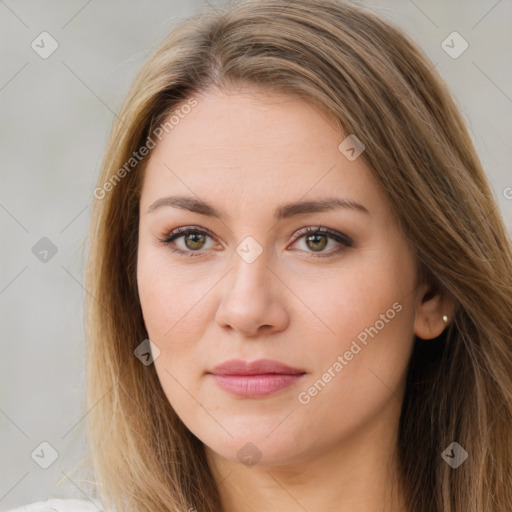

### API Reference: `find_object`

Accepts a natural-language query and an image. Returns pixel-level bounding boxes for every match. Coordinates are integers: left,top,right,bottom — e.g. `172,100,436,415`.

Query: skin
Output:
137,84,454,512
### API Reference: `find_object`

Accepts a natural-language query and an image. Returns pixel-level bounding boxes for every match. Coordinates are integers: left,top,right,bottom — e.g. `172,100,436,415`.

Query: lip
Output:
209,358,306,376
207,359,306,398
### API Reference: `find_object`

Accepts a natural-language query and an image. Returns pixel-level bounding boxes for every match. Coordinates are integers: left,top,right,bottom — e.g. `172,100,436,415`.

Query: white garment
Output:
6,498,102,512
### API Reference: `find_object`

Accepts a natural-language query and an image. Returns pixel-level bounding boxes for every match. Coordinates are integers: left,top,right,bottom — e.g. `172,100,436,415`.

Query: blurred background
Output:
1,0,511,509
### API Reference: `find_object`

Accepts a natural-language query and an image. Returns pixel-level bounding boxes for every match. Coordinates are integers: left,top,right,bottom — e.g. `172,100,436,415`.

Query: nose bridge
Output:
229,239,272,294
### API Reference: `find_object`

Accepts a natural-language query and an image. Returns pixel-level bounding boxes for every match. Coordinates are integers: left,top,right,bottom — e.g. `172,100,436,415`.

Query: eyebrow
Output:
147,195,370,219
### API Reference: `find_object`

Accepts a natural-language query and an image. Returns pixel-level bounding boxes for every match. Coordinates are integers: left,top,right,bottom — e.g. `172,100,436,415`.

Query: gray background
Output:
1,0,511,509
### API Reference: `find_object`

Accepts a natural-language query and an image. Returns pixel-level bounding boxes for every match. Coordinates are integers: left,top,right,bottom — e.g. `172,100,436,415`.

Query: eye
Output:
290,226,353,258
158,226,218,257
158,225,353,259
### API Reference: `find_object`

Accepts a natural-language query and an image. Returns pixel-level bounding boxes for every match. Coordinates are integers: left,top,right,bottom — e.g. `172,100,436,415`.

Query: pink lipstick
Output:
208,358,306,398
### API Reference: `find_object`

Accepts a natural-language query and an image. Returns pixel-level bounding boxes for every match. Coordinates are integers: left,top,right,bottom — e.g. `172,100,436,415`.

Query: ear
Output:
413,281,456,340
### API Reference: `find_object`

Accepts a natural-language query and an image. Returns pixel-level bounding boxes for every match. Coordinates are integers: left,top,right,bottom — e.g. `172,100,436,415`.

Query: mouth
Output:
207,358,306,398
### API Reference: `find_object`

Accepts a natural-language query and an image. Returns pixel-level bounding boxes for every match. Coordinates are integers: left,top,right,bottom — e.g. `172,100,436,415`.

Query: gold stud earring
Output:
442,315,449,323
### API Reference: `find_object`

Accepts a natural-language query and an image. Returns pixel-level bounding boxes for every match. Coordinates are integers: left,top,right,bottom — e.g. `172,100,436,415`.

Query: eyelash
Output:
158,225,353,259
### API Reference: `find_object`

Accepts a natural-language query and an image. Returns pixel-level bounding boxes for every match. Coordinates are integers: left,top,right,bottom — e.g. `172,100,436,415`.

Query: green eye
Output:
160,225,352,259
291,226,352,258
183,232,208,250
305,233,329,251
162,227,216,257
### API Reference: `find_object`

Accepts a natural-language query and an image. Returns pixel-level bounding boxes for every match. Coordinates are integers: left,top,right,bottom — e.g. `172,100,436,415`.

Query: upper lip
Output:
209,358,306,376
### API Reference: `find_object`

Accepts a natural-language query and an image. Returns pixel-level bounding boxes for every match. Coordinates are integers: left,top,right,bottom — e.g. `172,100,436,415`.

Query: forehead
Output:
141,87,385,217
154,87,340,164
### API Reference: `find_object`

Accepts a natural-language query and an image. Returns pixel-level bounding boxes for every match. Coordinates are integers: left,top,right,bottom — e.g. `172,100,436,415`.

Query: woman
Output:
11,0,512,511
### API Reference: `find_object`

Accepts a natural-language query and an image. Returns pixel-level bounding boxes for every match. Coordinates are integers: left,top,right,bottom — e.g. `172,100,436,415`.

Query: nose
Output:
214,248,290,337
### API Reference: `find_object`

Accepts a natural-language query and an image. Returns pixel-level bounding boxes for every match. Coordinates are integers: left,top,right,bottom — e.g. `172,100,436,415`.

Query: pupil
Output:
186,233,205,250
307,234,327,251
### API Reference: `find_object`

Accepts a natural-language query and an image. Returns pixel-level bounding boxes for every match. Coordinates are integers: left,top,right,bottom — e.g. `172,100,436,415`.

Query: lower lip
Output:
210,373,305,397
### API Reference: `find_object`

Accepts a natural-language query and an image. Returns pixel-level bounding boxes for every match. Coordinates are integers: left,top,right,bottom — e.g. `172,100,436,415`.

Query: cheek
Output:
136,250,213,422
136,245,227,420
290,258,409,347
137,241,211,343
289,304,412,447
292,256,415,416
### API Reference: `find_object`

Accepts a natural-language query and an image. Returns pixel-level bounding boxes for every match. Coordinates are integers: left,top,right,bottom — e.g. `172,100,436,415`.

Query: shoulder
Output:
6,498,102,512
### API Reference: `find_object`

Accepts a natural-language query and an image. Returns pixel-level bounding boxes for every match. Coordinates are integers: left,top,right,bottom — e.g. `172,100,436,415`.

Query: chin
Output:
201,424,310,468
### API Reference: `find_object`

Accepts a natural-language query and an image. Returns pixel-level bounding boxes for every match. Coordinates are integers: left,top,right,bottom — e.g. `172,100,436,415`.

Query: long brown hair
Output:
80,1,512,510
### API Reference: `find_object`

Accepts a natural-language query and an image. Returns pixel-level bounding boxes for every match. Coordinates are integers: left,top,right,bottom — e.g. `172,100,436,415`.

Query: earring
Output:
442,315,449,323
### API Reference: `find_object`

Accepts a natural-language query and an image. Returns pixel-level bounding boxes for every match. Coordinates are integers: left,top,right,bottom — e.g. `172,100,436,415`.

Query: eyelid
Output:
291,225,353,246
164,225,217,241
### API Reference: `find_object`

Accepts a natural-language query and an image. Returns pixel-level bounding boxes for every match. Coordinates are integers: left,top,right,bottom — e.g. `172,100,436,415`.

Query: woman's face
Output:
137,85,424,467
